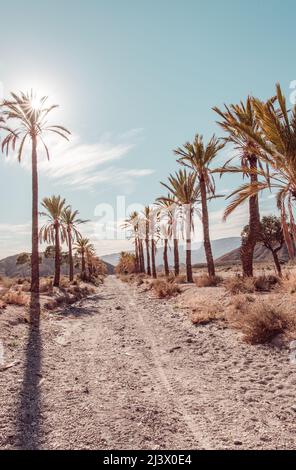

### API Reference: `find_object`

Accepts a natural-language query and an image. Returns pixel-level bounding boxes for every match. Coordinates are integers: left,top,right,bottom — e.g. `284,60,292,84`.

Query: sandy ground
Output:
1,275,296,450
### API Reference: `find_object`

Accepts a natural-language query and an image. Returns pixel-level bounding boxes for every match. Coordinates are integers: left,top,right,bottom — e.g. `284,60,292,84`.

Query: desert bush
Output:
39,278,53,293
0,299,7,309
150,279,181,298
195,274,223,287
115,252,137,275
282,272,296,294
191,305,224,325
254,274,280,291
228,301,295,344
224,276,256,294
174,274,187,284
1,290,30,307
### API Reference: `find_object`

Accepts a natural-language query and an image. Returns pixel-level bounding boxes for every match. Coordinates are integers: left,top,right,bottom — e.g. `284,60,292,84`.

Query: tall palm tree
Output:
219,84,296,259
74,237,94,280
39,196,68,287
61,208,88,281
149,207,159,279
213,98,263,277
174,134,224,277
156,197,179,276
143,206,152,276
123,212,144,273
0,91,70,293
161,169,199,283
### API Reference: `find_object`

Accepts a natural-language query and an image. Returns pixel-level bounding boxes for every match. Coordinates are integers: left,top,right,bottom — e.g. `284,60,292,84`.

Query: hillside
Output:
0,254,114,278
216,243,290,264
101,237,241,268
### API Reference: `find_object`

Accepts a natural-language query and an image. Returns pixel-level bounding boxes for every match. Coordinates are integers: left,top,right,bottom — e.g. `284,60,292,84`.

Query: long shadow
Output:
15,292,42,450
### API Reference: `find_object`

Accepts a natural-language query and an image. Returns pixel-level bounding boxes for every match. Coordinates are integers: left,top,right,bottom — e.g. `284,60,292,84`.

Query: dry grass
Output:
225,274,280,295
1,290,30,307
195,274,223,288
191,305,225,325
228,300,296,344
150,279,181,299
282,273,296,294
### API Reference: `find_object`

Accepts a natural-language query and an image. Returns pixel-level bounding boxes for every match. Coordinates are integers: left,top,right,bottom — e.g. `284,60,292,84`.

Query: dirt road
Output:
1,276,296,449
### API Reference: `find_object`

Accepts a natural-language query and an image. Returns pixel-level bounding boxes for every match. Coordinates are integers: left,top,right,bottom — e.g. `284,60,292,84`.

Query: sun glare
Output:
30,95,41,111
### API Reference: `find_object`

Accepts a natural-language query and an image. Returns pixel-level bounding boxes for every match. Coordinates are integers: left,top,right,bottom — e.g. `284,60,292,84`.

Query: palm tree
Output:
61,208,88,281
74,237,94,280
161,169,199,283
213,98,262,277
143,206,152,276
39,196,68,287
218,84,296,260
0,91,70,293
174,134,224,277
123,212,144,273
156,197,179,276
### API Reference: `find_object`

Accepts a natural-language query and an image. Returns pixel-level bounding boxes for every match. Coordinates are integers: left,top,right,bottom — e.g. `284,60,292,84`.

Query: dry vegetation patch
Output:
150,279,181,298
228,299,296,344
195,274,223,287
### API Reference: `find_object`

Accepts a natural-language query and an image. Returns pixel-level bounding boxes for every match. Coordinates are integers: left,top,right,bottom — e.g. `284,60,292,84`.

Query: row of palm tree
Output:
39,195,90,286
126,83,296,281
0,91,71,293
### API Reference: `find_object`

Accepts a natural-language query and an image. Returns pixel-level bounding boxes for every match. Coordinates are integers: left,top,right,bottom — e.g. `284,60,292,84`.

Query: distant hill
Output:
101,237,241,267
0,253,114,278
216,243,290,264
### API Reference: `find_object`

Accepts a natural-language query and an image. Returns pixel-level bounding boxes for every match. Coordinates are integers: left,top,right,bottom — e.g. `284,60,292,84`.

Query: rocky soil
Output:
1,276,296,449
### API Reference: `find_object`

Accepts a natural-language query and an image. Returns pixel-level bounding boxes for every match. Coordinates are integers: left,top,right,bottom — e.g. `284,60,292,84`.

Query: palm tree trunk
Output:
30,135,40,294
200,178,215,277
164,239,170,277
68,229,74,282
139,239,145,273
173,238,179,277
186,239,193,283
241,155,260,277
54,223,61,287
81,250,86,280
151,239,157,278
146,222,151,276
134,234,140,273
272,249,282,277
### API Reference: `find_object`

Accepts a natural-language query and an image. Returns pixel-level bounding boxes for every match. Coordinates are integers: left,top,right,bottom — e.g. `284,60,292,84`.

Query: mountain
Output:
0,253,114,278
101,237,241,267
216,243,290,264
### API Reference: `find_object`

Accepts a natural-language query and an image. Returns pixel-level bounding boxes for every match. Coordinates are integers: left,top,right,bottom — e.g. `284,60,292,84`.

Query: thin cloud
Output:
5,129,154,190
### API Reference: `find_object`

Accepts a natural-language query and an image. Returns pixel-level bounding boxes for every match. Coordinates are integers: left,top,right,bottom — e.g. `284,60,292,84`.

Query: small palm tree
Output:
161,169,199,283
39,196,68,287
0,91,70,293
123,212,145,273
74,237,94,280
174,134,224,277
61,208,88,281
156,196,179,276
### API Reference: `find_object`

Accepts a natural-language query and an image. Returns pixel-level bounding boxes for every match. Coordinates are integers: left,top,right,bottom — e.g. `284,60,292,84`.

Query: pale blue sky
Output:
0,0,295,256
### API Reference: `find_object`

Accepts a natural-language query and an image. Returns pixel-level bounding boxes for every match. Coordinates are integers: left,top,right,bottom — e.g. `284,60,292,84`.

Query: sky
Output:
0,0,295,258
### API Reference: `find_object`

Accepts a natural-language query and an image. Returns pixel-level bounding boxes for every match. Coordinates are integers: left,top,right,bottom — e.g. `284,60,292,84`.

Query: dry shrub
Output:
191,304,224,325
2,290,30,307
254,274,280,291
225,276,256,295
195,274,223,288
39,278,53,293
228,301,295,344
151,279,181,298
230,294,255,311
0,299,7,310
282,272,296,294
174,274,187,284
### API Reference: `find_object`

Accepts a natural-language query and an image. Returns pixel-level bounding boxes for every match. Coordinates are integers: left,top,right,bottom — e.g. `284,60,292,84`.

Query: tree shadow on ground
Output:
15,292,42,450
